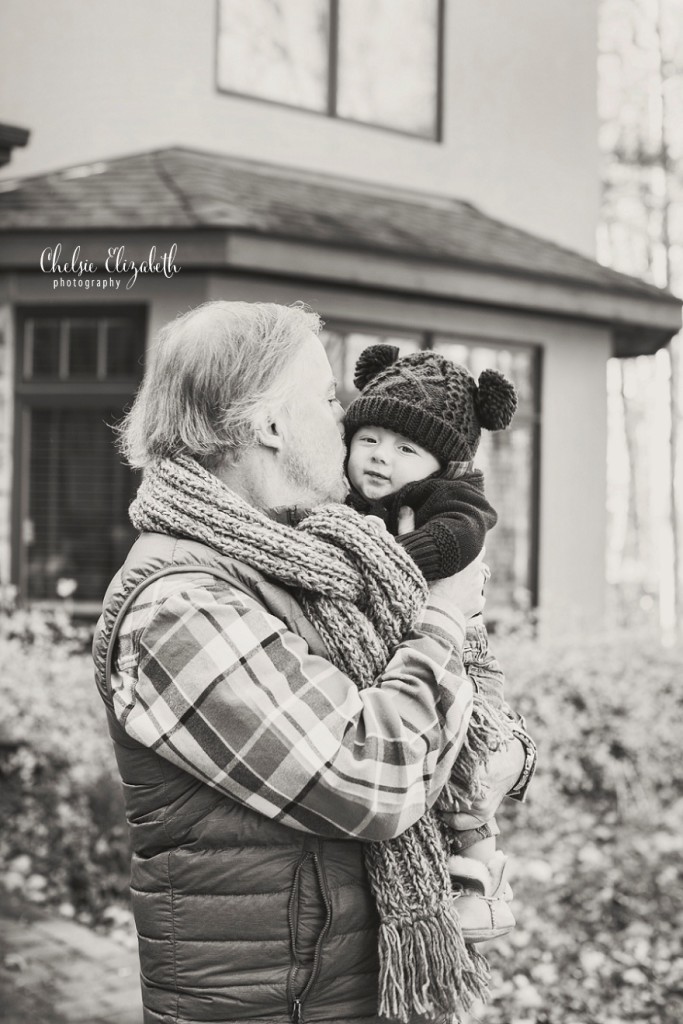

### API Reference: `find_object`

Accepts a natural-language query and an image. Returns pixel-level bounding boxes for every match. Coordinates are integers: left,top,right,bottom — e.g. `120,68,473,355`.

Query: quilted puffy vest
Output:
93,533,384,1024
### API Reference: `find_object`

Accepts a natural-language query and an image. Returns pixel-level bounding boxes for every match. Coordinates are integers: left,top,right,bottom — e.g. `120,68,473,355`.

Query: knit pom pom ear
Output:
475,369,518,430
354,344,400,390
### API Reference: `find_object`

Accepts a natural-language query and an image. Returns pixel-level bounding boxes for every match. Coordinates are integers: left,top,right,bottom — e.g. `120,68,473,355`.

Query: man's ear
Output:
253,409,285,453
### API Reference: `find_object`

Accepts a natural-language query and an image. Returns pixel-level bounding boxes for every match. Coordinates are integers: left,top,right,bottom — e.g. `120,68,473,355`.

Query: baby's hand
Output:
397,506,415,535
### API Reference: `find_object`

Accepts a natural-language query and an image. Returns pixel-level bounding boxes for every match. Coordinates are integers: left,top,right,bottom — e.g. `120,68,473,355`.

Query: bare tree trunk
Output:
656,0,680,633
620,362,642,605
669,340,681,630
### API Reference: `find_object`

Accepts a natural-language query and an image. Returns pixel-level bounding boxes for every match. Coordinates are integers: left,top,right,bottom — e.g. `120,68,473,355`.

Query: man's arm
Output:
112,573,475,842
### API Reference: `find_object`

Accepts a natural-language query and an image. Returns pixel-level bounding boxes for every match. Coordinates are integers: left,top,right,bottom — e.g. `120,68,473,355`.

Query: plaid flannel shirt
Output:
112,570,474,841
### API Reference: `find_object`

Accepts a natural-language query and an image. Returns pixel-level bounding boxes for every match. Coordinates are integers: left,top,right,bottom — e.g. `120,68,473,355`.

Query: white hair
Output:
117,300,323,469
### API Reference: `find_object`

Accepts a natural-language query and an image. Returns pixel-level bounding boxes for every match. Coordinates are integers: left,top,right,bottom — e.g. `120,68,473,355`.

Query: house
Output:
0,0,680,628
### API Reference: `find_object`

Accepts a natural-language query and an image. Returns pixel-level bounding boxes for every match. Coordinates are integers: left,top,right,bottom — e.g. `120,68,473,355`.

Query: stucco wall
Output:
0,0,598,256
537,321,610,631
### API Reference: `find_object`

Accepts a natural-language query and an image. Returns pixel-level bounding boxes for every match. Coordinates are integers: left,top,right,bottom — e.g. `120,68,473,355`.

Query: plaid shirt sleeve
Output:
112,572,474,841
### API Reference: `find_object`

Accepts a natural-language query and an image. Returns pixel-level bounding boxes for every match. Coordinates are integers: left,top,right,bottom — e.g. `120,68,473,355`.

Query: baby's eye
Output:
398,444,417,455
359,434,377,444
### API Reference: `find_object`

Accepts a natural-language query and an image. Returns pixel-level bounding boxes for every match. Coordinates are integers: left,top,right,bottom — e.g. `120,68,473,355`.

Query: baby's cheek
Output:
346,451,361,485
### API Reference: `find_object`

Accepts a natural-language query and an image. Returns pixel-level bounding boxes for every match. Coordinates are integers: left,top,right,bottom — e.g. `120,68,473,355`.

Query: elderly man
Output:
93,301,490,1024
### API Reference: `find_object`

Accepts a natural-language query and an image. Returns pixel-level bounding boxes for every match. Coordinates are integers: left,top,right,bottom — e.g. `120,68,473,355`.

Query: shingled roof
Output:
0,146,680,354
0,146,670,296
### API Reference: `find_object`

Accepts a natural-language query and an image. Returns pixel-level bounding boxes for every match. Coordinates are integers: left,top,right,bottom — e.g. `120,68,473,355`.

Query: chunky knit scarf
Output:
130,455,503,1023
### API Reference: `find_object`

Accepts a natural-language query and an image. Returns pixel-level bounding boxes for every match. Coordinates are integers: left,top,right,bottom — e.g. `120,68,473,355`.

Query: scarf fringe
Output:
377,900,490,1023
442,692,515,809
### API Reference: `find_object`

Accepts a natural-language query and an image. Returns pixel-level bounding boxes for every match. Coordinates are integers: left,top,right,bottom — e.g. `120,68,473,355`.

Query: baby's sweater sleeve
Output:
394,471,498,582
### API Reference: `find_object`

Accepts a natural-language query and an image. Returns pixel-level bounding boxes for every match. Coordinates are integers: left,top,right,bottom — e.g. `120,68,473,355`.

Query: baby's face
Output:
348,425,441,500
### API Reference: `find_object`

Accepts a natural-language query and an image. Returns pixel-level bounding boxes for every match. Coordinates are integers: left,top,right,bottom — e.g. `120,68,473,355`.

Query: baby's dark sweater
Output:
347,469,497,582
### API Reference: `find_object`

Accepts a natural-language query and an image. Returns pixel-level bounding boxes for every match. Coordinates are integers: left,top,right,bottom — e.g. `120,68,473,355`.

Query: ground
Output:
0,887,141,1024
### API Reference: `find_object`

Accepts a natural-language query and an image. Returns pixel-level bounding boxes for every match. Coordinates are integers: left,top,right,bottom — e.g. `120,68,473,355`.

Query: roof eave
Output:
225,232,682,355
0,226,679,355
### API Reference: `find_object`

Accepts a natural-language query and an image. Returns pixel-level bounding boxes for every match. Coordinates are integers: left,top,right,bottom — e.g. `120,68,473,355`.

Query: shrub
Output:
481,627,683,1024
1,606,682,1021
0,604,129,922
0,584,91,651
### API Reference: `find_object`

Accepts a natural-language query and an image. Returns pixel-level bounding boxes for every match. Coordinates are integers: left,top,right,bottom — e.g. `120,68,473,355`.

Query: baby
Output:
344,344,536,942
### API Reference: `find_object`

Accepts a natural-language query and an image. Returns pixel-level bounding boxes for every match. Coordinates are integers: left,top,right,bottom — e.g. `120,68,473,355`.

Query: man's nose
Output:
335,401,345,436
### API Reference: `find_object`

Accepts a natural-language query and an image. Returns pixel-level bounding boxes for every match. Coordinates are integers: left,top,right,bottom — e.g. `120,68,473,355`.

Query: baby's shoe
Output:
449,851,515,943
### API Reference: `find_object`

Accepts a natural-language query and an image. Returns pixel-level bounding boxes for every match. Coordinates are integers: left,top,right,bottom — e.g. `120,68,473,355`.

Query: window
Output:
322,326,422,404
433,337,541,615
216,0,443,139
13,308,146,607
322,324,541,614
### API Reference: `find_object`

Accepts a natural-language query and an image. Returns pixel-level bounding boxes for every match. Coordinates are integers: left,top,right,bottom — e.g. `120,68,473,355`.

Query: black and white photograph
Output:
0,2,682,1023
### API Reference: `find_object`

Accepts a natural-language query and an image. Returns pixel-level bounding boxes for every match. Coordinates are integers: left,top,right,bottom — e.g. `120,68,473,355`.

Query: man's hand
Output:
429,551,487,620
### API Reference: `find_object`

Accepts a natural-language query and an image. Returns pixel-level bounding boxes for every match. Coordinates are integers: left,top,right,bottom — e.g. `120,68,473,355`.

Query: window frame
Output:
11,305,147,609
321,319,425,402
321,318,542,611
214,0,445,141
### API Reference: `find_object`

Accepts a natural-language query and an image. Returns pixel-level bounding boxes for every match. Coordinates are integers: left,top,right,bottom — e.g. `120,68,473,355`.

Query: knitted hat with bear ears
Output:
344,344,517,464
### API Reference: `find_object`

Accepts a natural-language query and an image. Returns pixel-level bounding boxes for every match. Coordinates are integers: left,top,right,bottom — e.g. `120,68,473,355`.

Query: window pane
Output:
68,320,99,378
16,308,146,603
217,0,329,111
321,327,420,405
106,319,145,377
477,424,535,613
28,320,61,378
337,0,440,137
26,407,139,601
433,340,536,411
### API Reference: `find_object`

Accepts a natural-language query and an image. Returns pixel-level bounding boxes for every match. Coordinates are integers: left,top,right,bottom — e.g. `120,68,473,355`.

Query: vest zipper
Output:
288,840,333,1023
286,851,309,1022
